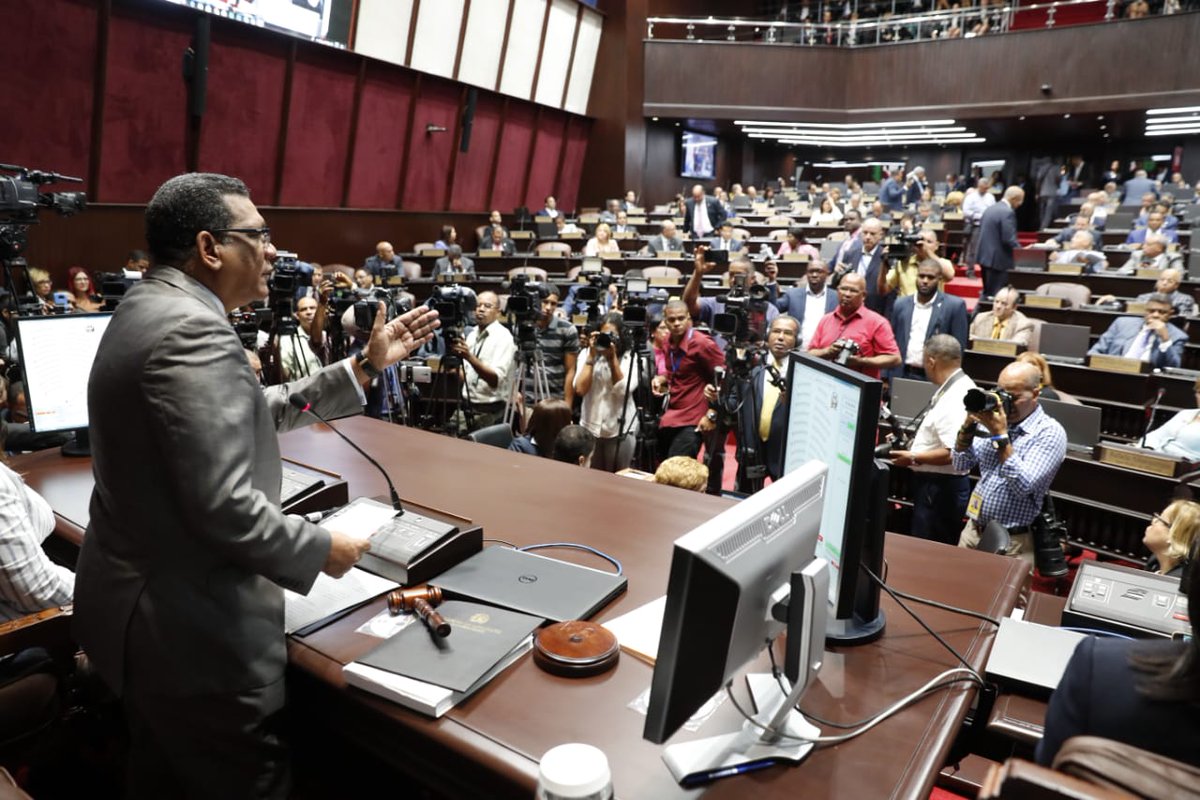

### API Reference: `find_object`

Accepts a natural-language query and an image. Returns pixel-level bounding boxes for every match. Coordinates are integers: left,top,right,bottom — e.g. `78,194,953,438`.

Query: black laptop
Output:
1040,398,1102,452
1038,323,1091,365
433,546,627,623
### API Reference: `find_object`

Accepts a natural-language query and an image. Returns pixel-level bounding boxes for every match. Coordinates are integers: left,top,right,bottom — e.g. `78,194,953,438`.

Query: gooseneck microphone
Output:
288,393,404,513
1140,387,1167,448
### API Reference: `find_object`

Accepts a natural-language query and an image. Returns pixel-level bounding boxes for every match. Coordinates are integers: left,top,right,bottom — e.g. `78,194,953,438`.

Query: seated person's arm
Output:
0,476,73,615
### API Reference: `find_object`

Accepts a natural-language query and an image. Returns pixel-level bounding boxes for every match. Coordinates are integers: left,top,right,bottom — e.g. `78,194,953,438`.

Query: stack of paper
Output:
284,567,399,636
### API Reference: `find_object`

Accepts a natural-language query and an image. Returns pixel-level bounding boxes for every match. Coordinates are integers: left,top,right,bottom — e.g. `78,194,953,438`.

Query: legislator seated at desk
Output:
969,287,1035,346
1096,268,1197,318
1143,374,1200,460
1087,294,1187,369
1036,540,1200,769
1142,499,1200,577
432,246,476,280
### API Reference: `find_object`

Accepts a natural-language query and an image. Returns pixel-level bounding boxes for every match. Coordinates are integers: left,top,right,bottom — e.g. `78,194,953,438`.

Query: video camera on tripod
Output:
712,272,770,349
504,274,546,351
266,251,305,336
0,163,87,315
429,283,475,368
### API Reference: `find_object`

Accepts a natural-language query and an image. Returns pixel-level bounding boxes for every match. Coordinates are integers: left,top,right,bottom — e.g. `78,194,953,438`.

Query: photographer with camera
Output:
807,273,901,379
575,313,638,471
888,335,977,544
884,229,955,299
512,283,580,407
450,291,516,432
952,361,1067,567
651,300,725,460
278,294,328,380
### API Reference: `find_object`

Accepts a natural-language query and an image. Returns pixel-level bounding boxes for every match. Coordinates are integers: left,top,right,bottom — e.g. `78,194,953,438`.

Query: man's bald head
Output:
376,241,395,260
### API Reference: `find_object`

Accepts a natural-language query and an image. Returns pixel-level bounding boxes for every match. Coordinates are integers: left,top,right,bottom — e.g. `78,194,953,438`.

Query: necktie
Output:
991,317,1004,339
759,360,783,441
1128,328,1154,361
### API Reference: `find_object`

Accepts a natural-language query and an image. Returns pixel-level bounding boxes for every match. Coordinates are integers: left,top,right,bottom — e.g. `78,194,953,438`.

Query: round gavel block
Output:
533,620,620,677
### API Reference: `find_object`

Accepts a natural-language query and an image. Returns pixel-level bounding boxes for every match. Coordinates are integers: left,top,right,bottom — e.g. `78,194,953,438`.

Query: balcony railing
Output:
646,0,1161,47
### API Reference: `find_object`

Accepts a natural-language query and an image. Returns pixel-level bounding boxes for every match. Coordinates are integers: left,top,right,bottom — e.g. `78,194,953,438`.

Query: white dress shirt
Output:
575,348,637,439
904,297,935,367
801,287,830,348
911,370,977,474
463,320,516,405
692,200,713,238
0,463,74,620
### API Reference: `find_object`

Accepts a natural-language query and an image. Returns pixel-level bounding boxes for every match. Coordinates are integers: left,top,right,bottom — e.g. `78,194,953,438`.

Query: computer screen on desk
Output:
1038,323,1091,360
16,313,112,455
783,352,888,644
644,462,827,742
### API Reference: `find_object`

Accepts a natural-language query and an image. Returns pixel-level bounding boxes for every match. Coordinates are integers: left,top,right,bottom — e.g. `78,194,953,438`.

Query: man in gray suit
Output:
74,173,439,797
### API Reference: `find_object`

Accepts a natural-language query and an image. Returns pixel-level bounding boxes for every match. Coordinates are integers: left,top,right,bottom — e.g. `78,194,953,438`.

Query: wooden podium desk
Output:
13,418,1025,800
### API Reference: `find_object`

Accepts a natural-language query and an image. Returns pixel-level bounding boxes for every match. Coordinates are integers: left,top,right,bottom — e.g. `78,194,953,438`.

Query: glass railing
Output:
646,1,1176,47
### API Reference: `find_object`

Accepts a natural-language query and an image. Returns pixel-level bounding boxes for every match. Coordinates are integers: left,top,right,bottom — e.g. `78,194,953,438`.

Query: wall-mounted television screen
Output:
680,131,717,180
161,0,356,49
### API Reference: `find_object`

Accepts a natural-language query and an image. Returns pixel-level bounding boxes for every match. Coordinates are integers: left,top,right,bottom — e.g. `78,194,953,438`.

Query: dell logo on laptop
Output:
518,574,538,584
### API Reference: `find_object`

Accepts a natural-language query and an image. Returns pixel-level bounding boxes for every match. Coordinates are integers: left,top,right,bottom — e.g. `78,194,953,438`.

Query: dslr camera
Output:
833,338,860,366
963,387,1015,417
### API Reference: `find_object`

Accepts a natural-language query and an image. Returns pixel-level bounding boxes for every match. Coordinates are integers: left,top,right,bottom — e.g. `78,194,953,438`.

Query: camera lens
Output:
594,332,612,348
963,388,996,413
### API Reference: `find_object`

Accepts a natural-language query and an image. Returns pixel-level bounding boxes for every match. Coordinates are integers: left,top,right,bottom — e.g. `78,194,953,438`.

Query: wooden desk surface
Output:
14,418,1026,800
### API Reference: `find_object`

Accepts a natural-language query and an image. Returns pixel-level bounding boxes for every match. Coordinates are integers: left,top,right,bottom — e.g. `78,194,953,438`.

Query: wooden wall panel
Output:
449,94,504,212
278,50,359,207
346,69,417,209
97,7,192,202
556,117,591,210
198,30,289,202
0,0,98,193
526,113,567,209
401,81,462,210
492,103,538,211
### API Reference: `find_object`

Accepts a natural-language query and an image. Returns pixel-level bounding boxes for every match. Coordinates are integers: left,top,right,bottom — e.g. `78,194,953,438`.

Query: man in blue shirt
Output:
880,167,907,212
952,361,1067,563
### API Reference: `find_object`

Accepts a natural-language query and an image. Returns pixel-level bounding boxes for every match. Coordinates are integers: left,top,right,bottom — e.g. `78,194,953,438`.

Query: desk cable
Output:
863,564,986,681
869,561,1002,628
724,666,985,746
487,542,628,578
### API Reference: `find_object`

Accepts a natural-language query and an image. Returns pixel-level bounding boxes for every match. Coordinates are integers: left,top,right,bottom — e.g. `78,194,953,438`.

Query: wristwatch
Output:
706,410,718,422
356,352,382,379
989,434,1010,450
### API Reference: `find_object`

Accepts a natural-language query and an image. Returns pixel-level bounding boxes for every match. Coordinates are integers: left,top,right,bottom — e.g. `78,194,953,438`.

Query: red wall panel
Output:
0,0,97,193
98,8,192,203
525,112,566,210
346,67,416,209
557,117,591,211
491,104,537,212
197,29,288,202
401,82,461,210
278,51,358,207
449,94,503,213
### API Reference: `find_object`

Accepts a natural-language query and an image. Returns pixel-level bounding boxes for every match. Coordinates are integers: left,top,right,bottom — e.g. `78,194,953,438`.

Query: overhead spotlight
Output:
1097,115,1105,120
1063,113,1071,119
425,124,447,134
1019,115,1026,121
1041,84,1052,95
652,116,659,121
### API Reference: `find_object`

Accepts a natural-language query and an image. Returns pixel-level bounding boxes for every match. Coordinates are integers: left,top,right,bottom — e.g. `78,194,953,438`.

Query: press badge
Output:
966,491,983,520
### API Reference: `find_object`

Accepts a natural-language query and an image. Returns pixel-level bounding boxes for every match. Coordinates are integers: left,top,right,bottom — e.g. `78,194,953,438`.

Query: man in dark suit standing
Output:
977,186,1025,298
888,261,969,380
681,183,726,241
832,216,887,313
776,259,838,348
74,173,440,797
736,315,800,485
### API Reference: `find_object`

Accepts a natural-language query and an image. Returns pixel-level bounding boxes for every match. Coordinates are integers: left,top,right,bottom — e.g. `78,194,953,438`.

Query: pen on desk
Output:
681,758,777,787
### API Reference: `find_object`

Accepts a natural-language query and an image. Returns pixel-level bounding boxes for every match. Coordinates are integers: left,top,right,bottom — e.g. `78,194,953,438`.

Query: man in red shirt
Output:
808,273,901,379
652,300,726,459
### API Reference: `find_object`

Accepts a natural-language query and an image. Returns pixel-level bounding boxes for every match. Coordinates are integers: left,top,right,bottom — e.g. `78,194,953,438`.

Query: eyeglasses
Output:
1152,513,1172,528
211,226,271,246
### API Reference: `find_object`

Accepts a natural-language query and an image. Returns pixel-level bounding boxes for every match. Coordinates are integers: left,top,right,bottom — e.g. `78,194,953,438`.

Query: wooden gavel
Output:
387,586,451,638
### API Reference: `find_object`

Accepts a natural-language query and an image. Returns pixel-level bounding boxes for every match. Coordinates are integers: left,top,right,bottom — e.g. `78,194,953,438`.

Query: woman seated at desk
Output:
1143,499,1200,577
1036,534,1200,769
584,223,621,258
0,424,74,619
1016,352,1080,404
1143,376,1200,460
509,399,572,458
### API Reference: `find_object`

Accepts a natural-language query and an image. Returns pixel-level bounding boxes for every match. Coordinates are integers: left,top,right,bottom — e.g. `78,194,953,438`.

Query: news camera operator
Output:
575,313,638,471
449,290,516,433
682,249,779,348
513,282,579,406
952,361,1068,569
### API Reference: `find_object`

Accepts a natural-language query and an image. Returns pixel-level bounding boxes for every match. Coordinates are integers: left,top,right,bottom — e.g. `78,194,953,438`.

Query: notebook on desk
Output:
433,546,627,623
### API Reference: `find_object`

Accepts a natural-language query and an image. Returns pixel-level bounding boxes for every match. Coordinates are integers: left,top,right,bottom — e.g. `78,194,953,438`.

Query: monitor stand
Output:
661,673,819,786
61,428,90,458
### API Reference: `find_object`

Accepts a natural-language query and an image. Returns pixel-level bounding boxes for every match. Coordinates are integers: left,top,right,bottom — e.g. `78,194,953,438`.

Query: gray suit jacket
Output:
74,267,363,697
